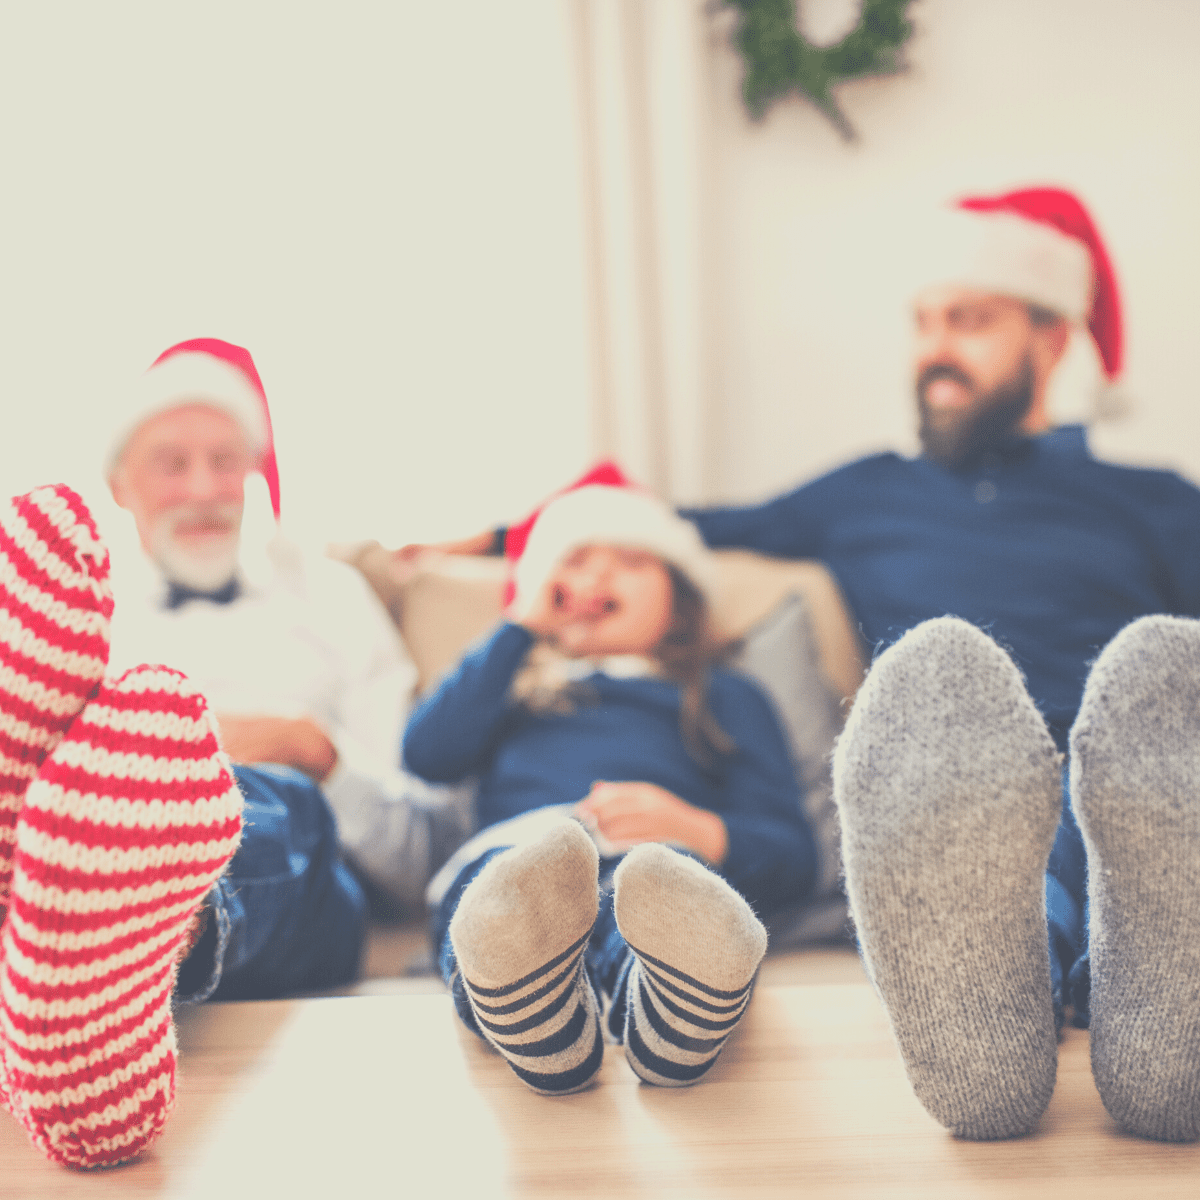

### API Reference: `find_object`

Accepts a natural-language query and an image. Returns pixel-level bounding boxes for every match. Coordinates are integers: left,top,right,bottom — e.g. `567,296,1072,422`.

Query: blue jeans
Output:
432,851,634,1042
175,764,369,1003
1047,769,1090,1027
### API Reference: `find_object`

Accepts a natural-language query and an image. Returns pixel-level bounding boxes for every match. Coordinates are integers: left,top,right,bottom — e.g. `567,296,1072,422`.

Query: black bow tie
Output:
164,577,242,610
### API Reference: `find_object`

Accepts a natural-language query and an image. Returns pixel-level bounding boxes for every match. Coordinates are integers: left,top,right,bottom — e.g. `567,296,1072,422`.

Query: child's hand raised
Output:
577,781,729,865
516,574,601,654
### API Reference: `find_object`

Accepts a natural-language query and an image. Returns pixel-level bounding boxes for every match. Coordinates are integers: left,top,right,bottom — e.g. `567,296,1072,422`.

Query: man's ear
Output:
1036,318,1071,373
108,466,129,512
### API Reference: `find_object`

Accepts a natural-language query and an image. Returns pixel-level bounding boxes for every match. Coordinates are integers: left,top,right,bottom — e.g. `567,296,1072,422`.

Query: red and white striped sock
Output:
0,484,113,928
0,664,243,1169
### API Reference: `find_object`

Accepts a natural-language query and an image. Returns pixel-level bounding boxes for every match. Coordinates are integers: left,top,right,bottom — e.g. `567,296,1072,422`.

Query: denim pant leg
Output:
1046,766,1090,1027
587,861,634,1041
175,764,369,1003
431,847,511,1035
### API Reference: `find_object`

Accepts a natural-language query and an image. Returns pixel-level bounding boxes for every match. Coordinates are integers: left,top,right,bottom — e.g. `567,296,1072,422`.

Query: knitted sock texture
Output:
833,616,1062,1140
449,821,604,1095
613,843,766,1088
1,485,113,928
1070,614,1200,1142
0,665,243,1169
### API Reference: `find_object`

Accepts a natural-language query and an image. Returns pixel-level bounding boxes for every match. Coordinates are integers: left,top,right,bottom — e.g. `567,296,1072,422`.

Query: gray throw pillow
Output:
729,592,850,945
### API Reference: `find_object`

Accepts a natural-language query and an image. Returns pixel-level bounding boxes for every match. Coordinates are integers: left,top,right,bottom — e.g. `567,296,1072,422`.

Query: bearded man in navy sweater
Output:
682,188,1200,1142
427,187,1200,1143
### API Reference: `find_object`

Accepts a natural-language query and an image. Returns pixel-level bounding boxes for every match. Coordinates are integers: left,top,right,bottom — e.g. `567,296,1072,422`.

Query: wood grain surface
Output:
2,981,1197,1199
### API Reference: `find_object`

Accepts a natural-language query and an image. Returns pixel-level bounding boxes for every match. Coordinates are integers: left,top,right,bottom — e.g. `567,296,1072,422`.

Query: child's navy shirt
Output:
403,622,816,916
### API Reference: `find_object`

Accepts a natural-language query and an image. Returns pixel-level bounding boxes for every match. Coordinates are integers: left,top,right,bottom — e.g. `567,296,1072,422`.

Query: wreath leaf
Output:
725,0,917,140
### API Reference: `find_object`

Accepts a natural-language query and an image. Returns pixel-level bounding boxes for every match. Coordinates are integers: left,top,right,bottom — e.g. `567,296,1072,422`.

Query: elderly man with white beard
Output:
105,338,471,923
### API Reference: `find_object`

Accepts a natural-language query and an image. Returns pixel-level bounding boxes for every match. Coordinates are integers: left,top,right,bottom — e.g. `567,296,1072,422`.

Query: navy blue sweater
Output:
402,623,816,916
683,426,1200,746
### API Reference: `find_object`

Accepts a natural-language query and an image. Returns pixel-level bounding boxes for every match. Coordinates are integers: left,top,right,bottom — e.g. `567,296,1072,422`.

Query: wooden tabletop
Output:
2,979,1198,1199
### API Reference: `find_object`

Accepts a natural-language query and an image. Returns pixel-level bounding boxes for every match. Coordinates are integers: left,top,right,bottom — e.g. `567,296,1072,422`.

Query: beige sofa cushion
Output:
342,541,866,704
708,550,866,705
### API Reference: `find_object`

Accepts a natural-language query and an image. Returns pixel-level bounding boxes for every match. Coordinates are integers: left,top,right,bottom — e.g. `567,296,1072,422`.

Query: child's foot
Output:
833,617,1062,1140
0,665,243,1168
448,820,604,1095
0,485,113,924
1071,615,1200,1142
613,843,766,1087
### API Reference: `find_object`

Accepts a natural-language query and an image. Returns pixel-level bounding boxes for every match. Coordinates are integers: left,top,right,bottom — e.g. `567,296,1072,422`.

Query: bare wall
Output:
705,0,1200,503
0,1,1195,556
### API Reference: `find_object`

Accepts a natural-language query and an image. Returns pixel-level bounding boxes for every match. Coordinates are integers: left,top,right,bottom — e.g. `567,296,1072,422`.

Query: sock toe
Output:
0,484,114,922
450,819,599,986
613,843,766,990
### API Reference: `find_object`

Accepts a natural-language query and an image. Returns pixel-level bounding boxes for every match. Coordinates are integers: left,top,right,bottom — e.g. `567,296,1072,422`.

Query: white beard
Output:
149,503,242,592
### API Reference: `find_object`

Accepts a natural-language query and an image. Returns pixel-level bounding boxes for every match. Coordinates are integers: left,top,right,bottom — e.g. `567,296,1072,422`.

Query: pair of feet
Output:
449,824,768,1093
835,615,1200,1142
0,485,243,1168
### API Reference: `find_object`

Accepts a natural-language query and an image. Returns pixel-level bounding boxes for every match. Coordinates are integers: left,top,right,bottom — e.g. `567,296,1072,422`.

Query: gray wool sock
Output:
449,820,604,1095
1070,614,1200,1143
614,843,767,1087
833,616,1063,1140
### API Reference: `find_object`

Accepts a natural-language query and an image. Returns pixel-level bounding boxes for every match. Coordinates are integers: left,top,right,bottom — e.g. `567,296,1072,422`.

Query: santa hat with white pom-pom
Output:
105,338,282,520
510,479,717,618
921,186,1125,407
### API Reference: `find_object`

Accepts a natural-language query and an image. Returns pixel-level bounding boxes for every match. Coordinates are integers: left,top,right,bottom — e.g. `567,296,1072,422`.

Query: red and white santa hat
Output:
921,186,1123,381
510,467,716,618
105,338,282,520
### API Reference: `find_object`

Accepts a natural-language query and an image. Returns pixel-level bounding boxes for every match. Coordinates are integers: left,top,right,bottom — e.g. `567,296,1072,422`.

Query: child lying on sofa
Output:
403,483,816,1092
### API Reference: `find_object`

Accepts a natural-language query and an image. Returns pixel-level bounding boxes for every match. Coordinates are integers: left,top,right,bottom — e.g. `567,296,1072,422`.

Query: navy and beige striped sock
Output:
448,821,604,1095
613,844,766,1087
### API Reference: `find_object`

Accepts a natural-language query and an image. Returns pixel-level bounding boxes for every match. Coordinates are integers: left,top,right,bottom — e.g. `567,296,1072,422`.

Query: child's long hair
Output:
512,563,735,771
655,565,735,769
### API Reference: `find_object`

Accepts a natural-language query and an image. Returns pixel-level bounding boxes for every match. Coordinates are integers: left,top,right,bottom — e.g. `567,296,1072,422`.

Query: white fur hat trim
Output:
920,207,1094,322
512,485,717,616
105,352,268,474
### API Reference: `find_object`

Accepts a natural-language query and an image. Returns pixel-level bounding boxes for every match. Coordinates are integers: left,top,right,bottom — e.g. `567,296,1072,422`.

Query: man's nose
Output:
180,461,225,502
915,320,955,369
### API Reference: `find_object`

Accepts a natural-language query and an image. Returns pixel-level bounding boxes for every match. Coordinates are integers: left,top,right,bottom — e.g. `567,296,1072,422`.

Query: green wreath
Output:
725,0,917,140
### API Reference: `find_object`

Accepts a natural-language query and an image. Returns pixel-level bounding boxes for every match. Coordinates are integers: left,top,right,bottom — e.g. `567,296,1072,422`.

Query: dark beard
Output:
917,357,1035,469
